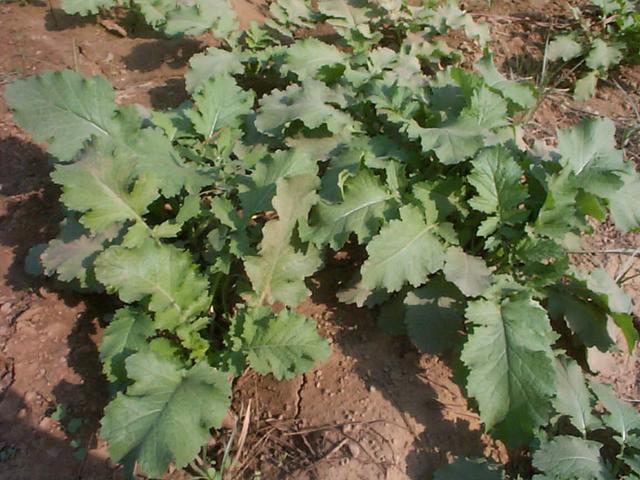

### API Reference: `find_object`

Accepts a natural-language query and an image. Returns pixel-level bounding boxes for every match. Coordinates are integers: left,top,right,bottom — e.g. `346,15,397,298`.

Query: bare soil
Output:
0,1,638,479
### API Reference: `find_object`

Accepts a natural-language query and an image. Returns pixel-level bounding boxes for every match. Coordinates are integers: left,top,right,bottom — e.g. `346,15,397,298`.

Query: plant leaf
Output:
5,70,123,162
51,142,160,234
476,53,536,109
404,277,465,354
606,162,640,232
255,81,354,136
101,351,231,478
283,38,346,80
586,39,623,71
443,246,491,297
361,205,446,292
62,0,115,14
187,74,254,140
533,436,611,480
553,356,599,435
100,308,155,383
230,306,330,380
461,292,556,444
185,47,244,93
244,175,322,306
547,35,583,62
591,383,640,444
306,169,393,249
95,241,212,332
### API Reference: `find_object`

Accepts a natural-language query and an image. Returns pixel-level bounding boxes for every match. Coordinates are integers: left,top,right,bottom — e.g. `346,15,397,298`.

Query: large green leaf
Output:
547,35,583,62
586,39,623,71
468,146,528,230
95,241,212,331
230,306,330,380
5,70,123,162
532,436,612,480
238,148,318,219
553,357,599,435
557,118,624,197
307,169,393,249
244,175,321,306
100,308,155,383
101,351,231,478
185,47,244,93
591,383,640,444
360,205,446,292
35,215,119,289
163,0,238,37
254,81,354,136
475,53,536,109
607,162,640,232
461,292,556,444
62,0,115,14
119,128,214,197
51,142,160,235
283,38,346,80
443,246,491,297
186,74,254,140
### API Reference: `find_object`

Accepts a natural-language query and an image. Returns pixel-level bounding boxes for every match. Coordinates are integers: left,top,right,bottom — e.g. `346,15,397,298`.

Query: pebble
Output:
39,416,54,430
0,303,12,315
24,391,38,403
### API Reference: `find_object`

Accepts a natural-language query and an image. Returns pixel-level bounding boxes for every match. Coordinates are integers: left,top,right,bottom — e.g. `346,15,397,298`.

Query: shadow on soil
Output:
308,252,489,479
0,137,115,478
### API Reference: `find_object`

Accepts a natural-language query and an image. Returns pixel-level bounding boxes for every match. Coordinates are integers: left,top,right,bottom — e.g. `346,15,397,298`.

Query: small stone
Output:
368,385,376,393
0,303,12,315
24,391,38,403
39,417,54,430
17,408,28,419
347,442,360,458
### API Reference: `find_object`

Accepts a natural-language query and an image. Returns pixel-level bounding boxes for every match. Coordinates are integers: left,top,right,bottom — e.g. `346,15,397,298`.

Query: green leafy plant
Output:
5,0,640,478
545,0,640,100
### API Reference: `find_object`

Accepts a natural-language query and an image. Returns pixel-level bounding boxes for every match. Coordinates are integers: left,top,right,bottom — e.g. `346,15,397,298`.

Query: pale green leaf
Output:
39,216,119,289
5,70,122,162
306,169,393,249
607,162,640,232
100,308,154,383
101,351,231,478
532,436,611,480
461,293,556,443
361,205,445,292
468,146,528,227
231,306,330,380
283,38,345,80
443,247,491,297
574,71,599,101
592,383,640,443
547,35,583,62
476,53,536,109
163,0,239,37
62,0,115,14
51,142,160,234
95,241,212,331
255,81,354,136
187,74,254,140
238,148,318,218
557,118,624,197
553,357,599,435
586,39,623,71
245,175,322,306
185,47,244,93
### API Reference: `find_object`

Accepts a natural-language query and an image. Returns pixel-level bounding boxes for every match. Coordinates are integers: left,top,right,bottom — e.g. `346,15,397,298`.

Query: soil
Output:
0,1,638,479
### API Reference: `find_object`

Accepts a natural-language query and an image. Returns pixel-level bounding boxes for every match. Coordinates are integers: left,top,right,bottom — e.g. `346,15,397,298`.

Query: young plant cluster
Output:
5,0,640,477
547,0,640,100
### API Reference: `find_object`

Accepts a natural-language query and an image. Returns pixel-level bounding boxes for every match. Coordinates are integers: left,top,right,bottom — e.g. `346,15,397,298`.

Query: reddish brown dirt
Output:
0,1,639,479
